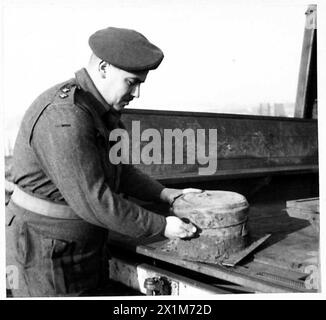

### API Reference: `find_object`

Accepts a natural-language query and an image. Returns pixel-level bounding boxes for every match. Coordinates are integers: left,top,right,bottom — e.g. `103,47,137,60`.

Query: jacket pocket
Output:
15,223,36,268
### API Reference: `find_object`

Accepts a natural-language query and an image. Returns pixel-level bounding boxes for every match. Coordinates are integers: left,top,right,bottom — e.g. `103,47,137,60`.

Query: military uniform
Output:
6,68,167,296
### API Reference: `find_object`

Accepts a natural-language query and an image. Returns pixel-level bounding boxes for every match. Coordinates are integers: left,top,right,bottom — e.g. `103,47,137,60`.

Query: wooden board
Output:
294,5,317,118
108,200,319,292
249,201,319,272
286,197,319,215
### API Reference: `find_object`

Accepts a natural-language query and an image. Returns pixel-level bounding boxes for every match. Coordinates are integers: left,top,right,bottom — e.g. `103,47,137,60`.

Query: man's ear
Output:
98,61,109,78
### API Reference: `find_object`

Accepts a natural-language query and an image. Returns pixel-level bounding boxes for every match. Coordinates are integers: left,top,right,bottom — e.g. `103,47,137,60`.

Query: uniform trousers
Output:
6,201,110,297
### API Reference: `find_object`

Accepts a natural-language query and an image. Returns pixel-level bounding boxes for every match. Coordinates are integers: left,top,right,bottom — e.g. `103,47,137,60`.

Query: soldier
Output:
6,27,197,297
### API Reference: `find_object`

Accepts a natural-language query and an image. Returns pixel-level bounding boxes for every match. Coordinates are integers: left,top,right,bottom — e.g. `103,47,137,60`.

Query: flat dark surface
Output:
121,109,318,183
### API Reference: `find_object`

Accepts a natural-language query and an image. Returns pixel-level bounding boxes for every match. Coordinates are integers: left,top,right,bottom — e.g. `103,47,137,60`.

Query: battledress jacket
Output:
11,68,167,238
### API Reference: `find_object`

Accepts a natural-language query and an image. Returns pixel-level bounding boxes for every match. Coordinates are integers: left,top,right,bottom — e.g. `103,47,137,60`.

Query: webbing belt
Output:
11,186,80,220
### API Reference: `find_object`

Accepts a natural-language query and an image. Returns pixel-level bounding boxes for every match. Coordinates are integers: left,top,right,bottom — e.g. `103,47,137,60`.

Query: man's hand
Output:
160,188,202,205
164,216,197,239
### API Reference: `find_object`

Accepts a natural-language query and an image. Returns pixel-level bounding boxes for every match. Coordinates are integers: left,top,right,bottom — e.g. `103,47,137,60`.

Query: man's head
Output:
88,56,148,111
86,27,164,111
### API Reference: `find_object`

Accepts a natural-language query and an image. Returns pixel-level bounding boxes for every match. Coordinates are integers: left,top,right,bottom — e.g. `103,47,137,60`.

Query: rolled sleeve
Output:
31,103,166,238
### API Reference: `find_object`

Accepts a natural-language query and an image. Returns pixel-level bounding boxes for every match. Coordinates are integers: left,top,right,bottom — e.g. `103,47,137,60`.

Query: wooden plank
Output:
286,197,319,234
222,234,271,267
108,201,318,293
155,165,318,184
287,197,319,213
109,237,314,293
123,108,317,121
294,5,317,118
249,201,319,273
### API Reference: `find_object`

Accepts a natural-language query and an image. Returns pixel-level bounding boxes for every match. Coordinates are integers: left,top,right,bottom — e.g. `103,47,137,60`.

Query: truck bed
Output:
108,199,319,294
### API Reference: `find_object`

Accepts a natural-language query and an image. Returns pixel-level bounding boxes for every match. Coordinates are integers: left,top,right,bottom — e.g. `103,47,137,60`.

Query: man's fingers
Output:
182,188,203,195
180,223,197,238
184,225,197,233
164,216,197,239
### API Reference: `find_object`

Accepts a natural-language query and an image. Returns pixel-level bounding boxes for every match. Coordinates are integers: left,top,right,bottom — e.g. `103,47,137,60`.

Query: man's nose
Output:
131,84,140,98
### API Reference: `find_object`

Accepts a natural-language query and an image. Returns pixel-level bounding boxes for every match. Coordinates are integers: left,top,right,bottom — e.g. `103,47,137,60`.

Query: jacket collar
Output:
74,68,122,124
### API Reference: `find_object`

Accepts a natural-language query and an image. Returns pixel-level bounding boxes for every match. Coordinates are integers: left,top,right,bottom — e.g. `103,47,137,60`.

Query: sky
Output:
0,0,321,151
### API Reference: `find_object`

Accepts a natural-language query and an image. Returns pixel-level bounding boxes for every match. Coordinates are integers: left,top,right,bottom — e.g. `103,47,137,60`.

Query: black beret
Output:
89,27,164,72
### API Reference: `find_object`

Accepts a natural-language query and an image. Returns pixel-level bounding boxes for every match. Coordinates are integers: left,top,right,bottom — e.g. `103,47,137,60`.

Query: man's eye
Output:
126,80,134,86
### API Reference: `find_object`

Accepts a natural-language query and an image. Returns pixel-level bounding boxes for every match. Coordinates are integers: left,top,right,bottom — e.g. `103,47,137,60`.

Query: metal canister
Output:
170,190,250,263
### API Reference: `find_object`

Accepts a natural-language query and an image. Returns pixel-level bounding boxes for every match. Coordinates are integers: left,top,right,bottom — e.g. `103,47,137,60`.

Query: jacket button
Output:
61,87,70,93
